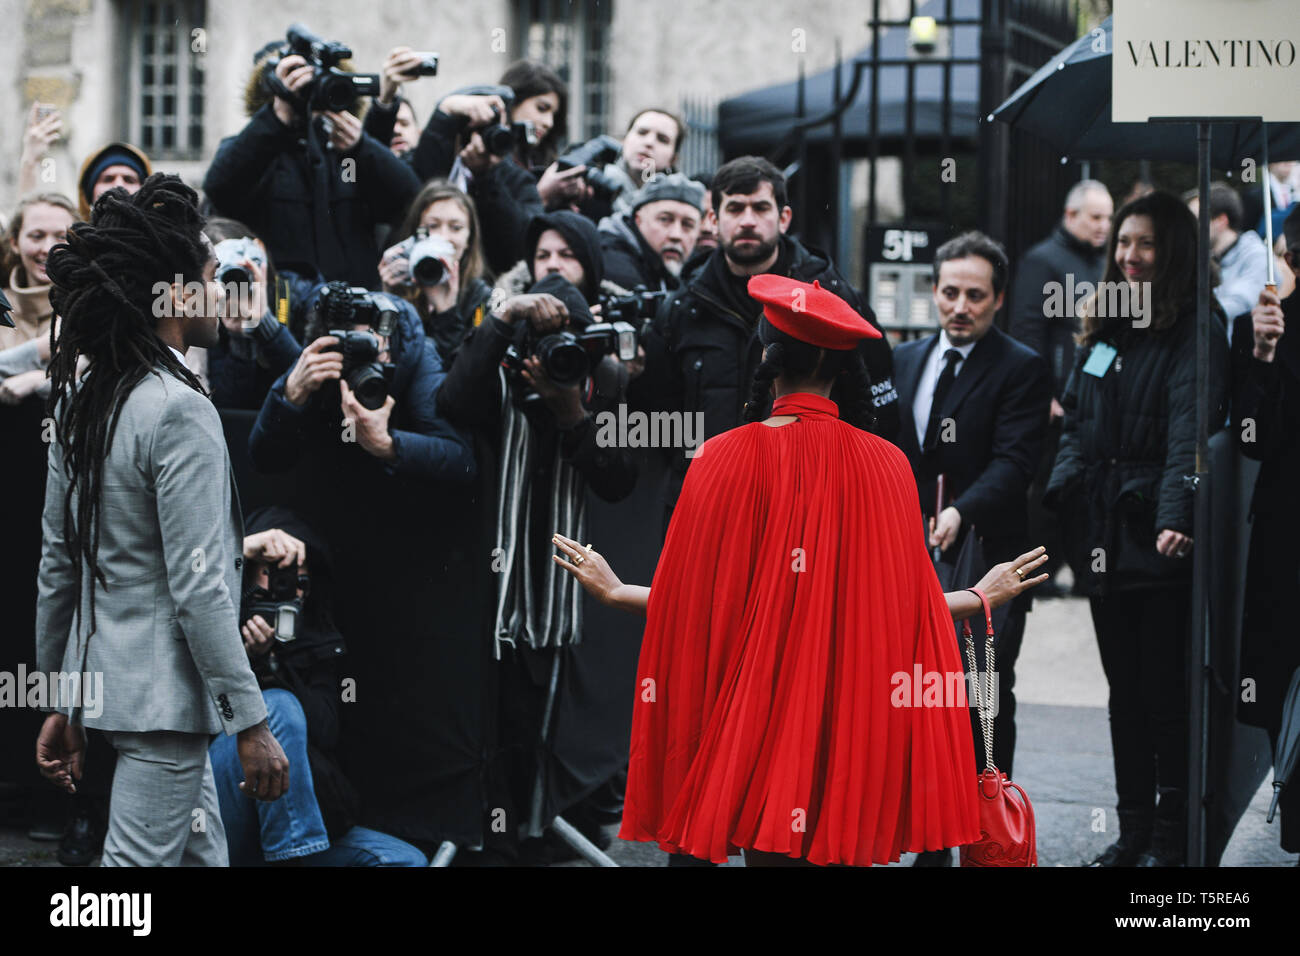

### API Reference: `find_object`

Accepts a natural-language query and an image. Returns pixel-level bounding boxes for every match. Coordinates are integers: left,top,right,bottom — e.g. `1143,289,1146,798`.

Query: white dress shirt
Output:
912,331,977,447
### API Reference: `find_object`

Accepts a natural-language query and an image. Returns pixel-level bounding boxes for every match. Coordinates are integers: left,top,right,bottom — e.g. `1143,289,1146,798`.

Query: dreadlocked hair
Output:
742,317,877,431
44,173,210,637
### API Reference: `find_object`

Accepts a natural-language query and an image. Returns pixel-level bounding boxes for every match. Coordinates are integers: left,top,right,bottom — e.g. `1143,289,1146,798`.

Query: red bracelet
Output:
965,587,993,636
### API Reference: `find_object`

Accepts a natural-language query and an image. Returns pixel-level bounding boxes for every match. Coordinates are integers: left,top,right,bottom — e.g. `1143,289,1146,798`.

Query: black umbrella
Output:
1268,667,1300,824
990,14,1300,866
990,17,1300,167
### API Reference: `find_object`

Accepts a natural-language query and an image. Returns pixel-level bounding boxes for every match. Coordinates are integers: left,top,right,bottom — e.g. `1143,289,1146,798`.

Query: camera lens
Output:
537,335,588,386
348,364,388,410
411,254,445,285
482,125,516,156
317,73,353,112
219,266,251,287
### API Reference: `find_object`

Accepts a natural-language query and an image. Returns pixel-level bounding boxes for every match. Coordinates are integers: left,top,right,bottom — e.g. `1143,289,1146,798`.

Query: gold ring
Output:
1014,567,1025,580
573,555,585,566
585,543,595,552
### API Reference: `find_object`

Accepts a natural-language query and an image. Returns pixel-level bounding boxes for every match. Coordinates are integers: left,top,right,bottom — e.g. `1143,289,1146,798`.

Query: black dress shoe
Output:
57,808,105,867
912,848,954,866
1134,845,1185,867
1086,835,1149,867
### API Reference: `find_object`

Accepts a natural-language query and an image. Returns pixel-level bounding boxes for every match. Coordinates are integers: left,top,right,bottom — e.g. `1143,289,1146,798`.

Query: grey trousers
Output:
100,730,228,867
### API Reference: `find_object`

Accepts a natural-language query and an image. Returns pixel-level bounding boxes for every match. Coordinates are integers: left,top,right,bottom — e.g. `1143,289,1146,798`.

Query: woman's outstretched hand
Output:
552,533,651,616
975,546,1051,610
553,533,623,603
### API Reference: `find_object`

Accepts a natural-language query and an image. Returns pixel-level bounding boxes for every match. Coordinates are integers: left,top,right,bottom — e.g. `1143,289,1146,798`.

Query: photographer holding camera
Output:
361,45,439,159
202,217,322,411
208,510,427,866
407,62,569,276
560,108,686,224
248,281,473,483
378,181,492,367
203,26,421,289
435,224,639,858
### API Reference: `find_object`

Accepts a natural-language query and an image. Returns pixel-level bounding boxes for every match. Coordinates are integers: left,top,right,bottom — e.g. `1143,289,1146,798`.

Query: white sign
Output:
1113,0,1300,122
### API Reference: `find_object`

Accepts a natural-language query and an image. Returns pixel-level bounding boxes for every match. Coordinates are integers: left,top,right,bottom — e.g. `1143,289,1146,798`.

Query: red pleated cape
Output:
619,392,980,865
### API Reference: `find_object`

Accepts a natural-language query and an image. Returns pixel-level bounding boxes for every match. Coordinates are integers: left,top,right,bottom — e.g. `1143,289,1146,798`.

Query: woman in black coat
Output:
378,181,494,368
399,61,570,276
1045,191,1229,867
1232,214,1300,857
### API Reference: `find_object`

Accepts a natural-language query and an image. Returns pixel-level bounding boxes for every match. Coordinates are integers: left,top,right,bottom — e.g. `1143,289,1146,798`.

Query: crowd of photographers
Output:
1,25,862,867
3,24,1298,869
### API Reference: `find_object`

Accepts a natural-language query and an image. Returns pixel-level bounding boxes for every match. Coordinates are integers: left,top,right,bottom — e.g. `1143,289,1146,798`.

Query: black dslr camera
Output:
241,561,306,644
316,282,398,410
267,24,382,112
450,85,539,156
599,286,669,331
556,135,626,203
504,320,640,392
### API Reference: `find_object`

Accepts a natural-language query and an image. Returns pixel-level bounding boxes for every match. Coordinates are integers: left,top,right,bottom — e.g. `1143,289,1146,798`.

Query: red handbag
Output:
958,587,1038,867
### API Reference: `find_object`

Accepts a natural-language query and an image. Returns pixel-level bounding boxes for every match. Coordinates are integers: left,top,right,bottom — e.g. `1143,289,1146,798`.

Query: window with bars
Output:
515,0,612,143
125,0,206,159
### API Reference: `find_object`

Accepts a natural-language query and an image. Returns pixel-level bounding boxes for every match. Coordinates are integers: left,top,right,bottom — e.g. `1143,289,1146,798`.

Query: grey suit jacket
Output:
36,366,267,735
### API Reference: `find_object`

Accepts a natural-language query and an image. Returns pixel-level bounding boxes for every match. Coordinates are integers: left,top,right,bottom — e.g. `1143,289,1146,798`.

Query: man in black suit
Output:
893,231,1051,797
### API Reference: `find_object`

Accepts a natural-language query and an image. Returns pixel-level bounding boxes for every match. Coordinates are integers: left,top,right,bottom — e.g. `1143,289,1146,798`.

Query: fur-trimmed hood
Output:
76,143,153,219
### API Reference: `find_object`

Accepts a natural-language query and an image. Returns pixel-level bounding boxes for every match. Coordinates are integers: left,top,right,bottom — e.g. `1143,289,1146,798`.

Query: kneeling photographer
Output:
209,513,426,866
203,24,420,288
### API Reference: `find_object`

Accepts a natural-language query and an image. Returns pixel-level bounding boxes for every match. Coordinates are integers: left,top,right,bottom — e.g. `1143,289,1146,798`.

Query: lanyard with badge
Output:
1082,341,1120,378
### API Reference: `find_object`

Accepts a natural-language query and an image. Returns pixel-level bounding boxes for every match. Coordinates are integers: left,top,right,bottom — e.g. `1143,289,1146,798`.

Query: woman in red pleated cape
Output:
553,276,1047,866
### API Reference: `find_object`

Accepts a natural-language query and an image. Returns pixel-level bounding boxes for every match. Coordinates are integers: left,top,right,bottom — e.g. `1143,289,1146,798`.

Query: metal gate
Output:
745,0,1082,337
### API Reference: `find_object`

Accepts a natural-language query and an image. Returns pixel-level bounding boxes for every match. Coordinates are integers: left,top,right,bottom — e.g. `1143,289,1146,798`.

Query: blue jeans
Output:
210,688,425,867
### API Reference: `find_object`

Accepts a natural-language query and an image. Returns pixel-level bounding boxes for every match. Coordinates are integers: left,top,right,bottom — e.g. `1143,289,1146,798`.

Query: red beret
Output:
746,274,882,349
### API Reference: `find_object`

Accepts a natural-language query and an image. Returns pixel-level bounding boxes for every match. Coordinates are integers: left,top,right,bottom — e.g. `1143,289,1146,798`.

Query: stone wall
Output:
1,0,911,221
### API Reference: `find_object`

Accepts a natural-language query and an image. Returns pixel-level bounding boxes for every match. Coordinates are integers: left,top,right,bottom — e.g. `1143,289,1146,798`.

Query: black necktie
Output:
923,348,962,451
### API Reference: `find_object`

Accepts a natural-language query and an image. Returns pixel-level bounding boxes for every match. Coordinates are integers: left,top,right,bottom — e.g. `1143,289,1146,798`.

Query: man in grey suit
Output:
34,175,288,866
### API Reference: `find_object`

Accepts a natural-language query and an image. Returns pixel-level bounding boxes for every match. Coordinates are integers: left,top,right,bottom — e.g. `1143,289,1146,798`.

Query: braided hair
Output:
44,173,211,636
743,316,876,431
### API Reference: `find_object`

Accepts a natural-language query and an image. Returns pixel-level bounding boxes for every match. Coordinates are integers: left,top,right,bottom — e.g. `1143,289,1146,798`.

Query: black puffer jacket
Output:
204,105,421,288
631,236,900,507
1044,306,1229,595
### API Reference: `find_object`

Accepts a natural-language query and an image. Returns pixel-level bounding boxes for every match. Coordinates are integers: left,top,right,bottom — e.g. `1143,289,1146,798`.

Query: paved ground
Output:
3,587,1295,868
